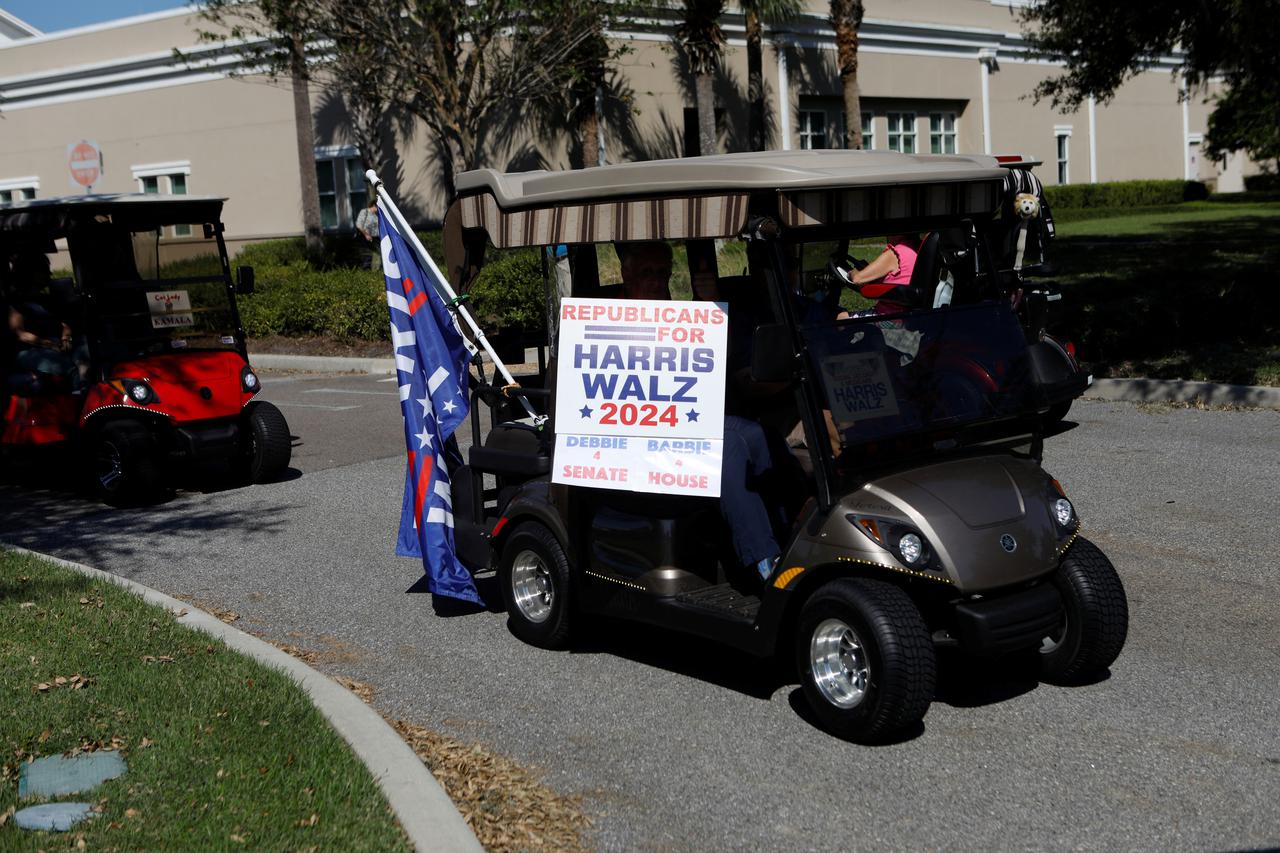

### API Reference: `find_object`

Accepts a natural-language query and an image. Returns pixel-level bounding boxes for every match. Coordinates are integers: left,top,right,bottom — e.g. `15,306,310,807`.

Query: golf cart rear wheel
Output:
498,522,573,649
796,578,935,743
90,421,164,507
244,401,291,484
1039,537,1129,684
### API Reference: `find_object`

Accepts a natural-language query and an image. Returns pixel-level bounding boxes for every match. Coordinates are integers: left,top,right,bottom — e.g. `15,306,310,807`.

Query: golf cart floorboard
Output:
674,583,762,623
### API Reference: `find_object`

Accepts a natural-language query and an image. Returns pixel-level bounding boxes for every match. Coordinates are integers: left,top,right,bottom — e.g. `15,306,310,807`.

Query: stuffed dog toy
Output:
1014,192,1041,219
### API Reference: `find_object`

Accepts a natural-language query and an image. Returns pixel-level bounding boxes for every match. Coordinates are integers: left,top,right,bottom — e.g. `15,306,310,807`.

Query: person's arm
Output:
849,248,899,286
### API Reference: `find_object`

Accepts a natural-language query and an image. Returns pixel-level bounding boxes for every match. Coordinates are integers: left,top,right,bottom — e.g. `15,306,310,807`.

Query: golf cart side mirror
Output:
750,324,796,383
236,265,255,295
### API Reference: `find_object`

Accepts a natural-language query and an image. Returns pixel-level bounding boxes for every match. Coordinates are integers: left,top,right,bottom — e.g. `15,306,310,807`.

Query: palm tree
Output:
742,0,801,151
829,0,865,149
677,0,727,156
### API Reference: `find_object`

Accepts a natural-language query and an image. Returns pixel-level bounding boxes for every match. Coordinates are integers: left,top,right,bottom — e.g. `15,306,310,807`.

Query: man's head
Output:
617,241,673,301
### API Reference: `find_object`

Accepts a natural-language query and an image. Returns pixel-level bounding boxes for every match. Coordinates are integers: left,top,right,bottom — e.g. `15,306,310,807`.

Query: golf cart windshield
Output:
803,302,1038,465
83,226,238,359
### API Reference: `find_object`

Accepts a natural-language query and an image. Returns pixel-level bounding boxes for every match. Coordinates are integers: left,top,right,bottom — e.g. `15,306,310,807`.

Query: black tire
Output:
244,401,291,484
1039,537,1128,685
90,421,165,507
498,522,574,649
795,578,936,743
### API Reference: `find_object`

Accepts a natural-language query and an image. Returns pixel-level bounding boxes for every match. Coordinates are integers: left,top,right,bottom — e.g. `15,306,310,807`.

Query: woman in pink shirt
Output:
836,234,921,314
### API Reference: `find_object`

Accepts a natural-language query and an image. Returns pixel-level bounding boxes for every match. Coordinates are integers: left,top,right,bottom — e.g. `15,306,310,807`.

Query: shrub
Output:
232,233,546,341
1244,172,1280,192
1045,179,1208,209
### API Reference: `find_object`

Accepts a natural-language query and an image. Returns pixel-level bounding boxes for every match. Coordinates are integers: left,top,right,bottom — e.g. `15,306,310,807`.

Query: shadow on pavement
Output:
785,689,927,746
933,650,1040,708
0,479,295,578
568,617,789,701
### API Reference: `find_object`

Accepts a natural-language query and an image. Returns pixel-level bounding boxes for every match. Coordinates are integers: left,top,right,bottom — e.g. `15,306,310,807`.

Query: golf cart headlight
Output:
122,380,156,405
1053,498,1074,527
898,532,924,565
241,367,259,392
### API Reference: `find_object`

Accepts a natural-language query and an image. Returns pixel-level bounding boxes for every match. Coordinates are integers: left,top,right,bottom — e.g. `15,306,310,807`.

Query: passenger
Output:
834,234,920,315
6,251,75,382
616,241,784,583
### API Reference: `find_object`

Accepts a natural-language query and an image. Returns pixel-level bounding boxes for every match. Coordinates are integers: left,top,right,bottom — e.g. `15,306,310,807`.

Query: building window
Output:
315,146,367,230
930,113,957,154
0,182,38,204
133,162,193,238
887,112,917,154
1054,126,1072,184
798,111,828,150
861,112,873,150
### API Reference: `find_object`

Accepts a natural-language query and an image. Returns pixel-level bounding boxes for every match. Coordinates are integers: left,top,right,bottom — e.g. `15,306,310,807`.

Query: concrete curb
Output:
249,353,396,375
249,348,542,376
249,352,1279,410
1,544,482,853
1087,377,1280,410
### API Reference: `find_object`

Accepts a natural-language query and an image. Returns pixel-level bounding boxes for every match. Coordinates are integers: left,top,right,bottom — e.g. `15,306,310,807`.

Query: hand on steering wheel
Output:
826,254,869,288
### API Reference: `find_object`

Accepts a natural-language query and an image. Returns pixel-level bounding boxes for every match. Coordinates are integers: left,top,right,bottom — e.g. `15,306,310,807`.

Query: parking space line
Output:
302,388,399,397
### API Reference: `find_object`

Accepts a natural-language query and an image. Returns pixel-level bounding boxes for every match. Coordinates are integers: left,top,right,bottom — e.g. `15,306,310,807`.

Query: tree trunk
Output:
289,38,323,256
831,0,864,150
746,9,765,151
580,107,600,168
696,72,717,156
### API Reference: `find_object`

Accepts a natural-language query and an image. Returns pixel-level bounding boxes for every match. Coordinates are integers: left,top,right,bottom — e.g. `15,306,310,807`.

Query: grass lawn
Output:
0,550,411,851
1045,197,1280,386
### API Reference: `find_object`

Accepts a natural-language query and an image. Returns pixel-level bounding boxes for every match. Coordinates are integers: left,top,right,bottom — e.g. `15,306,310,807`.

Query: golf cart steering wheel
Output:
827,253,869,289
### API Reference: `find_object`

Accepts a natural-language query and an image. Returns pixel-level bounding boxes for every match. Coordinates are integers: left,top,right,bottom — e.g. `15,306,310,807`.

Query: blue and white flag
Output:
378,205,481,605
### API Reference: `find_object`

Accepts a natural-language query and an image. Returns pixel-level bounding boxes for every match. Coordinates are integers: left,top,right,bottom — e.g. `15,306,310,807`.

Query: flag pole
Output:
367,169,538,422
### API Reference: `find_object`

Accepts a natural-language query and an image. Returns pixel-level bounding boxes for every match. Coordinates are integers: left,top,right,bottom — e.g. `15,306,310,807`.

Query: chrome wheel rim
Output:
511,549,553,623
1041,613,1068,654
96,442,123,492
810,618,870,709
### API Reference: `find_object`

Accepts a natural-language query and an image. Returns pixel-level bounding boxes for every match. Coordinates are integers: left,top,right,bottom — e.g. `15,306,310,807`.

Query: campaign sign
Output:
553,298,728,497
821,352,900,422
146,290,194,328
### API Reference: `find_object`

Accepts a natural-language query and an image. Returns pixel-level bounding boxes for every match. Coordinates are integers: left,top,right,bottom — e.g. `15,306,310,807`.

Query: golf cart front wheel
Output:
1039,537,1128,684
244,401,291,484
796,578,935,743
498,522,573,649
90,421,165,507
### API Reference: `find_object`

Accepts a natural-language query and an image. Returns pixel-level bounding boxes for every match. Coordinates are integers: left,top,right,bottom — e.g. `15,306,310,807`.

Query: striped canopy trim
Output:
457,192,751,248
779,181,1002,228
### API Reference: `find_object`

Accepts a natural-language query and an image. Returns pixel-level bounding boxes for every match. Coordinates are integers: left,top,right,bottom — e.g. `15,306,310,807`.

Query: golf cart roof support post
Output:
759,236,836,511
367,169,537,422
211,219,249,360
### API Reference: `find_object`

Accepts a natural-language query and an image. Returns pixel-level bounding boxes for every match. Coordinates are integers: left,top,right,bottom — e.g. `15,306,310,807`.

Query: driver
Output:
833,234,920,315
617,241,784,583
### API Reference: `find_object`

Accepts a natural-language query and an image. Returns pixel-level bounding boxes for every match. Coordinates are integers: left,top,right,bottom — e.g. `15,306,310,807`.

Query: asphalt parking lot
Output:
2,374,1278,850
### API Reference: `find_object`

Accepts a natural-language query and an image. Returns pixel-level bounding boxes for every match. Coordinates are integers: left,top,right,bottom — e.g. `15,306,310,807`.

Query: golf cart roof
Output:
446,150,1007,255
457,150,1006,208
0,194,225,235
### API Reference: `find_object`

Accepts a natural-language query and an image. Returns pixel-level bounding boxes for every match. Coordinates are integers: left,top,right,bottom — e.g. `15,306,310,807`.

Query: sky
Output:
3,1,188,34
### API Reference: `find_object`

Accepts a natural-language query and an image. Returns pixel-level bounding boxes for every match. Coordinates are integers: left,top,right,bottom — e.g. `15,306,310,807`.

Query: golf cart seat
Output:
468,421,551,477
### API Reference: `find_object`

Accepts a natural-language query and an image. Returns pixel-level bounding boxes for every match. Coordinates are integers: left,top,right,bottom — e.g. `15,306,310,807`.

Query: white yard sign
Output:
553,298,729,497
146,290,195,328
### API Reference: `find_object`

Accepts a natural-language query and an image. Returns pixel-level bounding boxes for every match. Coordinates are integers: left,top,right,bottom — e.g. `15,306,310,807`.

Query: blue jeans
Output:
720,415,782,569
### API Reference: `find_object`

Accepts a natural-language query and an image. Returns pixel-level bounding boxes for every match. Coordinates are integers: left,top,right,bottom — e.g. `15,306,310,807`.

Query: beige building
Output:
0,2,1252,249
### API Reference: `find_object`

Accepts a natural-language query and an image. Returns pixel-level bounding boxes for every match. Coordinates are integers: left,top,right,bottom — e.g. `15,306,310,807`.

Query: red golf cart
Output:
0,194,290,505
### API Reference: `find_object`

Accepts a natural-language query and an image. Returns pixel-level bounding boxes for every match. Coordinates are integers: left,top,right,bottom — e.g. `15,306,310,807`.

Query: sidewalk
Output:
250,352,1280,410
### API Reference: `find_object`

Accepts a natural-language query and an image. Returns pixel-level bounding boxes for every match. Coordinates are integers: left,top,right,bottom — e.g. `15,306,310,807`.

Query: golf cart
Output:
0,195,290,505
441,150,1127,742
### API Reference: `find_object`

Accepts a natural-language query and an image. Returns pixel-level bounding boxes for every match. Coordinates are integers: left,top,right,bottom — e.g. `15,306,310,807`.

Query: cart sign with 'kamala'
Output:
553,297,728,497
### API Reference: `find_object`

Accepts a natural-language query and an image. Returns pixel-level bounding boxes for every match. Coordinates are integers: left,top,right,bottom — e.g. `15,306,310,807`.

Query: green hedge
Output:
233,235,544,341
1045,179,1209,209
1244,172,1280,192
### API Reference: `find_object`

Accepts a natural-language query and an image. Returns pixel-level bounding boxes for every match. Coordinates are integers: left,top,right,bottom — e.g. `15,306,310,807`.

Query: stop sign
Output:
68,141,100,188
